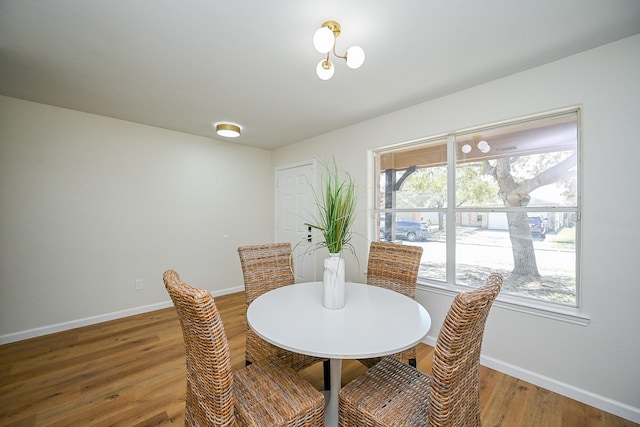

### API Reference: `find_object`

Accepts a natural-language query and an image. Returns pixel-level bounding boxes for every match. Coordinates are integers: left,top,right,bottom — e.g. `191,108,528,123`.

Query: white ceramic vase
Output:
323,253,345,309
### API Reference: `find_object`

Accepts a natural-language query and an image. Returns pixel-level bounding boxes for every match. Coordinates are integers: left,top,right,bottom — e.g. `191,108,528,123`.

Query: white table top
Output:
247,281,432,360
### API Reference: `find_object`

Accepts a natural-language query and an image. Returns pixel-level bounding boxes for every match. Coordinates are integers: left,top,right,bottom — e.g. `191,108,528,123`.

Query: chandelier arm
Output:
332,43,348,60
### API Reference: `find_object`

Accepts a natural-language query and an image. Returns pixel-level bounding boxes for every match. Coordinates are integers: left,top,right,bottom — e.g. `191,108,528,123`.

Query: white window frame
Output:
372,107,589,325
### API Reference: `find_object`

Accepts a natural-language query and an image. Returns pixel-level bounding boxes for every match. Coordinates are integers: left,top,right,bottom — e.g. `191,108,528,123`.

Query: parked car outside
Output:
380,220,429,242
528,216,547,239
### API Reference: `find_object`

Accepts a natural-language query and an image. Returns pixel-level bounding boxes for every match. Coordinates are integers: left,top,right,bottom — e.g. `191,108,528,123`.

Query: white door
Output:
275,161,317,282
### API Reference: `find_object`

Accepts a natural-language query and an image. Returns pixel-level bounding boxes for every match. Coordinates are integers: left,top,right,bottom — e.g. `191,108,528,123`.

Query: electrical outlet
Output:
135,279,144,291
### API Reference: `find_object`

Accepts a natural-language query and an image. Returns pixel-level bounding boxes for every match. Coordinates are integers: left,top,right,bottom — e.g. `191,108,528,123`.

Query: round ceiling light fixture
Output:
216,123,241,138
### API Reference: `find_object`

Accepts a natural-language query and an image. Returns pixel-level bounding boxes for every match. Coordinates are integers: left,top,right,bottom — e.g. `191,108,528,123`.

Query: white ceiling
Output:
1,1,639,150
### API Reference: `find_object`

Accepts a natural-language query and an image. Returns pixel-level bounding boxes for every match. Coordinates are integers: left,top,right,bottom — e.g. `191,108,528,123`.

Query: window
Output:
374,109,580,311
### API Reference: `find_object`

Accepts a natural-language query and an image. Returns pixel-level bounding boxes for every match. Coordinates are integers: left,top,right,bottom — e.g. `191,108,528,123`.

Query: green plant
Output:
306,159,357,255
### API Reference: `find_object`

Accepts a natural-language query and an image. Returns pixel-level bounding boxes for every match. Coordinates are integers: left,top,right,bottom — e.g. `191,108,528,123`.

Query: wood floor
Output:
1,291,636,427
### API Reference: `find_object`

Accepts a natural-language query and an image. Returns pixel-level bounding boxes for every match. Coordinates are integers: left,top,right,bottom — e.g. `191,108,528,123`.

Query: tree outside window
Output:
374,110,579,307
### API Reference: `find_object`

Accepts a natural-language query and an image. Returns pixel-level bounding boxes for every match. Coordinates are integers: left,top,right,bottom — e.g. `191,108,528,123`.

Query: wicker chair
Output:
339,273,503,427
163,269,324,427
359,241,424,368
238,243,330,389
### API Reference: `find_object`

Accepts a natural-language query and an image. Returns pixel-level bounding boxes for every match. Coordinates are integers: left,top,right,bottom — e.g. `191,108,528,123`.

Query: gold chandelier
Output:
313,20,365,80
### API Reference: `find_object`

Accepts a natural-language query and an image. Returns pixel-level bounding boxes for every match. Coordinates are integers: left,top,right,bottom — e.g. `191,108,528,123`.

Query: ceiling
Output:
1,1,639,150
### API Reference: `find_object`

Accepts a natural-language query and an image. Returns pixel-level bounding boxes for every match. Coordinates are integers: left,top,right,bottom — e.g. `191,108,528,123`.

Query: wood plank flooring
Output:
1,291,636,426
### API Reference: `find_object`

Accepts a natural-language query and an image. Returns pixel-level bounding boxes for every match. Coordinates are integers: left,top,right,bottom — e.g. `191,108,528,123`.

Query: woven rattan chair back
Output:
238,243,329,383
238,243,296,366
361,241,423,367
163,269,235,426
165,269,325,427
238,243,295,306
338,273,502,427
430,272,503,426
367,241,423,298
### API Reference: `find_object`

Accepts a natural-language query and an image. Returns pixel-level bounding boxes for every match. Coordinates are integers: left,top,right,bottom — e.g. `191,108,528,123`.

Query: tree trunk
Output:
506,211,540,277
492,158,541,277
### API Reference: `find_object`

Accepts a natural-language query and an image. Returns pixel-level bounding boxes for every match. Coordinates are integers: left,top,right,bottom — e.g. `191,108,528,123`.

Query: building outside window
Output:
373,109,579,310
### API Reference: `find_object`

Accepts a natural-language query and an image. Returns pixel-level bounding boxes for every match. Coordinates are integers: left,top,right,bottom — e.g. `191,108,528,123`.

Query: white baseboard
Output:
209,285,244,298
0,285,244,345
0,301,173,345
422,335,640,423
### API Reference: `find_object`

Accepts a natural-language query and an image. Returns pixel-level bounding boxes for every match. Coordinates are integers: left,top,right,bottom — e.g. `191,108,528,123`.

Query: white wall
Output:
0,97,274,339
273,35,640,421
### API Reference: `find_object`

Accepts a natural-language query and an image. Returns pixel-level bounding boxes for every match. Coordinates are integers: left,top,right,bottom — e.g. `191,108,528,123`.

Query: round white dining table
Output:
246,281,431,427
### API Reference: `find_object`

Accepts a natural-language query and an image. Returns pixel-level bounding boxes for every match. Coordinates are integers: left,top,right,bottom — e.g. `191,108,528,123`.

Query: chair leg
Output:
323,359,331,391
409,358,416,368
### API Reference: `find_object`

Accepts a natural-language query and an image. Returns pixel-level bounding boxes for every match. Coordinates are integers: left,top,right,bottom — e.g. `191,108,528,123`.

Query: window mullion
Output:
446,134,456,287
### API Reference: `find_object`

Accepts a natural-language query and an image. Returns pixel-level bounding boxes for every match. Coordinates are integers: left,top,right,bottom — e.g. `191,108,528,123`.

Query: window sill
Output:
417,282,591,326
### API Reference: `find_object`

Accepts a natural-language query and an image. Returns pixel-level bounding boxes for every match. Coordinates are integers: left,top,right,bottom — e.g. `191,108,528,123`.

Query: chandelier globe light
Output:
316,59,335,80
313,20,365,80
346,46,365,69
313,26,335,53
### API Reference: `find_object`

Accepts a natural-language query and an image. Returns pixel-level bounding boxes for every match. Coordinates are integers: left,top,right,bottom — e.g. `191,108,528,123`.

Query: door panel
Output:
275,161,316,282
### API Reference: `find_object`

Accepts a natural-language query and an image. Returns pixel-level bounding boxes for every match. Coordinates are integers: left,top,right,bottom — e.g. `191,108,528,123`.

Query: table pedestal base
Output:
324,358,342,427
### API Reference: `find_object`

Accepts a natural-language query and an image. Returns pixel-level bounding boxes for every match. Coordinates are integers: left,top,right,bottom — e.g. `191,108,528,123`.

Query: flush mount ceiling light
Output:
313,20,365,80
215,123,241,138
